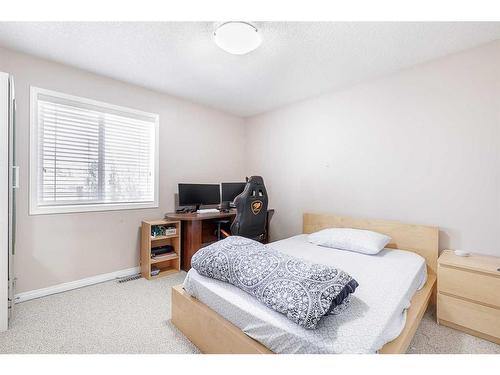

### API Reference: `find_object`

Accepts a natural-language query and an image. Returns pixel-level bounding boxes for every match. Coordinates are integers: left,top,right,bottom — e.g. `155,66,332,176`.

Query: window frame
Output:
29,86,159,215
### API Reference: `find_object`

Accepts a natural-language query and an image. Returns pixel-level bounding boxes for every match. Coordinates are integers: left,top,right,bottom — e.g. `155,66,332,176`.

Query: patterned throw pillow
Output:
191,236,359,329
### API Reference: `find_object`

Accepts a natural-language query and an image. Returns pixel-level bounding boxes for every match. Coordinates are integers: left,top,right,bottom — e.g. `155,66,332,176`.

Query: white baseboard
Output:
14,266,140,303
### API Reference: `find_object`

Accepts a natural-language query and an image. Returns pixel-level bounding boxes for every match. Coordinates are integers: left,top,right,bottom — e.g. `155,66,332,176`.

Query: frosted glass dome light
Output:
214,22,261,55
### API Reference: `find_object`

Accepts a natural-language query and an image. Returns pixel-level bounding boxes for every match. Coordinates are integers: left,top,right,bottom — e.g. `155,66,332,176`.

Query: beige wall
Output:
2,39,500,293
245,41,500,257
0,47,246,293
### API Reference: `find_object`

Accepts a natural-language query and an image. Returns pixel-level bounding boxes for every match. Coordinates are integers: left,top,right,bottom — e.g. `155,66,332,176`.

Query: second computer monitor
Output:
221,182,246,203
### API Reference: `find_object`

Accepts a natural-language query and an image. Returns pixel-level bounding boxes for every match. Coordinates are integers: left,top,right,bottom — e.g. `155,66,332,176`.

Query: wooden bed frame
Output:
171,213,439,354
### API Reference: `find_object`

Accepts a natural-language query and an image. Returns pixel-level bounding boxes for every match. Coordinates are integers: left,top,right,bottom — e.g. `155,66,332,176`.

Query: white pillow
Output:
308,228,391,255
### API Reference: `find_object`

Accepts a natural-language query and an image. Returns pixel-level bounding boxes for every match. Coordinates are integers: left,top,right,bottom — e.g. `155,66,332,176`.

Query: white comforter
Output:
183,234,427,353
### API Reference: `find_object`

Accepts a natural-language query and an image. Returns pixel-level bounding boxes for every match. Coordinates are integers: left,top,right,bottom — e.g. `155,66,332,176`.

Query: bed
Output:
171,213,438,354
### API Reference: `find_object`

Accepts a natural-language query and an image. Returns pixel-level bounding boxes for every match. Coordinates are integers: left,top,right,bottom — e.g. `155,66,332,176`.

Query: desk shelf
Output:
151,253,179,264
151,234,179,241
141,219,181,280
149,267,179,279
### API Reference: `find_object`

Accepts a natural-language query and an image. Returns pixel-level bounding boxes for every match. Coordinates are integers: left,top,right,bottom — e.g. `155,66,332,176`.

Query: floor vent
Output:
117,274,142,283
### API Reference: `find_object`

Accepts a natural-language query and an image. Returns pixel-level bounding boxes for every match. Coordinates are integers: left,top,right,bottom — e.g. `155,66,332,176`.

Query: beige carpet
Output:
0,272,498,354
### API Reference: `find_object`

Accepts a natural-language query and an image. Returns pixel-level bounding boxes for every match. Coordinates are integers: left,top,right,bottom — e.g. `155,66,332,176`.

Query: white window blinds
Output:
30,88,159,214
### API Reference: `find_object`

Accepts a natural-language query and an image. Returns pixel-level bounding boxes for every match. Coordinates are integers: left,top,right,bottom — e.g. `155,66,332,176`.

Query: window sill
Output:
29,201,159,215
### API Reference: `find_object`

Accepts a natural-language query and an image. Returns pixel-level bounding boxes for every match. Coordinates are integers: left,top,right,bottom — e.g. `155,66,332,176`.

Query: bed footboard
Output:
170,271,436,354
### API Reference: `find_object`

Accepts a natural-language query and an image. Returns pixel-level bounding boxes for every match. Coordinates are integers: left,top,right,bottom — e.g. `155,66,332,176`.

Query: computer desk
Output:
165,209,274,271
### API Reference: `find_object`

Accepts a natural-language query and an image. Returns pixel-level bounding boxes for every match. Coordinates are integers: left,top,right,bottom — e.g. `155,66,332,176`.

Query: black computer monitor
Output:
178,184,221,210
221,182,246,203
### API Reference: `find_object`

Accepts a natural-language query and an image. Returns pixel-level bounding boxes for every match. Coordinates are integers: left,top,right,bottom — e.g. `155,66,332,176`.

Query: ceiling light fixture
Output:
213,21,261,55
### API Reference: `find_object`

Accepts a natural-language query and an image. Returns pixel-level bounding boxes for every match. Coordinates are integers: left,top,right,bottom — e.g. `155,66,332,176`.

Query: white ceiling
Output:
0,22,499,117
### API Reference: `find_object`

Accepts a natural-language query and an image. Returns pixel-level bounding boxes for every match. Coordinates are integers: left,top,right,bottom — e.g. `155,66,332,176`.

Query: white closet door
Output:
0,72,8,332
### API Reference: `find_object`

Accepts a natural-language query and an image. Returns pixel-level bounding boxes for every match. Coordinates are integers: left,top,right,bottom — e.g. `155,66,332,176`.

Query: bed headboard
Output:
303,213,439,275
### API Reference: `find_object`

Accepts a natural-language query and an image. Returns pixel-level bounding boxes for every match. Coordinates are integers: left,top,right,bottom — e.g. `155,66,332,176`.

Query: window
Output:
30,87,159,214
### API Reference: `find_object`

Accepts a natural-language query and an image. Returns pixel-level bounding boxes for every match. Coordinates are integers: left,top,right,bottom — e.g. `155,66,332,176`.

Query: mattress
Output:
182,234,427,354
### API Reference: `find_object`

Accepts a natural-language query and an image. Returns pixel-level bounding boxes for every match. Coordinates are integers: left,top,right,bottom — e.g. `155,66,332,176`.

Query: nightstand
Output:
437,250,500,344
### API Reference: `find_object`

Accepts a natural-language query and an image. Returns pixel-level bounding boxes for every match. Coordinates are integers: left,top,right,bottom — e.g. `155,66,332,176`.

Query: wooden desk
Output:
165,209,274,271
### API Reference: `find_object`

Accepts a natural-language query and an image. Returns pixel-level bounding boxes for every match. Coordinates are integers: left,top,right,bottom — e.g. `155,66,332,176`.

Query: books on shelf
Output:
151,244,174,257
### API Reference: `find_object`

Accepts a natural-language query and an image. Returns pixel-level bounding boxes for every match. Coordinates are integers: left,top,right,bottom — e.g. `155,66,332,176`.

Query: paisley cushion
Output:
191,236,359,329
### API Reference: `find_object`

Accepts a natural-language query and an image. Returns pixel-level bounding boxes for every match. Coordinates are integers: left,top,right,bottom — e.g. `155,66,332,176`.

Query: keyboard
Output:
196,208,220,214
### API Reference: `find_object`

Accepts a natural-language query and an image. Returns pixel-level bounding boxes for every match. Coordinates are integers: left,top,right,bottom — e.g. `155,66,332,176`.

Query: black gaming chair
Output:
219,176,269,242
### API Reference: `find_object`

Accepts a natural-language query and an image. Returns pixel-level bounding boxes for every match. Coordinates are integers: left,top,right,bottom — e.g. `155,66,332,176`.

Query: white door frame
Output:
0,72,8,332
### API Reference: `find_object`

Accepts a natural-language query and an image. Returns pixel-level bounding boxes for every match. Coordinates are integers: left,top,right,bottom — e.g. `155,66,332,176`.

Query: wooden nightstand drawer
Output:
438,293,500,341
438,265,500,308
437,250,500,344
